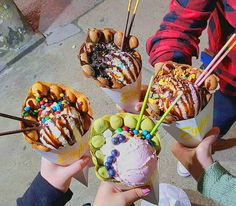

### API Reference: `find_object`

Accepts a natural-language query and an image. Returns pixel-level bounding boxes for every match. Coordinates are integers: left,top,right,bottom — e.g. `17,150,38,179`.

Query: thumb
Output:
122,187,151,205
135,102,142,112
63,156,90,177
202,127,220,147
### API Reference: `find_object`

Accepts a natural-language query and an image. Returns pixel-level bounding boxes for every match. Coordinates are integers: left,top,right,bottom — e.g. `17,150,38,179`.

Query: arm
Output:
172,128,236,206
198,162,236,206
17,173,73,206
17,156,90,206
146,0,215,65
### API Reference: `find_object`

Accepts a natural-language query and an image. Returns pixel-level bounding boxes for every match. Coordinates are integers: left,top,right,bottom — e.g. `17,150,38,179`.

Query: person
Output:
17,156,149,206
146,0,236,138
17,156,90,206
172,127,236,206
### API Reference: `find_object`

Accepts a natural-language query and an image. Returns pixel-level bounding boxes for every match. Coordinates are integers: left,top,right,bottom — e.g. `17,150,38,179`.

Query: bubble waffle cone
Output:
89,113,161,182
78,28,142,89
90,113,160,204
20,81,93,156
146,61,219,123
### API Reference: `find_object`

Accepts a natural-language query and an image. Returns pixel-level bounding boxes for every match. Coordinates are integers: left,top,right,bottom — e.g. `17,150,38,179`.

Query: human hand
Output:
40,156,90,192
171,127,220,181
93,182,151,206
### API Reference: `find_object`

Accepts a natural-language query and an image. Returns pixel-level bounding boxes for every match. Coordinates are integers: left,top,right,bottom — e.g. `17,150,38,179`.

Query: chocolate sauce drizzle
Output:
88,42,139,87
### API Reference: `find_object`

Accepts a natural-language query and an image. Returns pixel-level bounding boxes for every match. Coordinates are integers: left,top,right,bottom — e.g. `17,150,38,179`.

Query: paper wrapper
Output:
35,130,90,186
101,73,142,113
20,82,93,186
163,96,214,147
141,183,191,206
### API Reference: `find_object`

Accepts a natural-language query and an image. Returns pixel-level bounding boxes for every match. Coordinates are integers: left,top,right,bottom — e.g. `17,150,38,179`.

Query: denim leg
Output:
213,91,236,138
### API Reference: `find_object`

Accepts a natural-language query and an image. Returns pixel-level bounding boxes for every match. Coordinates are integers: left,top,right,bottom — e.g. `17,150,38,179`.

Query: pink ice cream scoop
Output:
113,138,157,186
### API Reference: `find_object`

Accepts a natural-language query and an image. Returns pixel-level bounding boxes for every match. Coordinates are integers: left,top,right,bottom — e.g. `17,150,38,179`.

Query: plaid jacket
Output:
146,0,236,96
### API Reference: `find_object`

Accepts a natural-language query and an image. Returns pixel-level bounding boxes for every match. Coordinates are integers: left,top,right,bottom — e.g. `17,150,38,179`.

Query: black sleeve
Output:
17,173,73,206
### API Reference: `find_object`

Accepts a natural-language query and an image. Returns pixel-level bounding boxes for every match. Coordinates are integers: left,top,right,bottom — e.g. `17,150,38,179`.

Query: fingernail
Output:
142,188,151,196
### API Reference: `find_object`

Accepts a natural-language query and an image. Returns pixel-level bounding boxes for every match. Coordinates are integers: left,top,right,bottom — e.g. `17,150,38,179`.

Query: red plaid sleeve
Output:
146,0,215,66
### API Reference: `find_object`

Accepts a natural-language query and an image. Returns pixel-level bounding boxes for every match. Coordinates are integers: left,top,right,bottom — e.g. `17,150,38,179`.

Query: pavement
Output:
0,0,235,205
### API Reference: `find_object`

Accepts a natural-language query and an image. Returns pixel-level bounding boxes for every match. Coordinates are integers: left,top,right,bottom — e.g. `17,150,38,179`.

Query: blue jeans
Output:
213,91,236,138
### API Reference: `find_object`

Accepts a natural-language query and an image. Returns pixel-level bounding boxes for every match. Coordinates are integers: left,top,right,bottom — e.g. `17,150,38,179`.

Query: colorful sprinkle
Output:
133,129,139,135
35,97,40,102
104,162,111,170
39,100,45,105
49,114,55,119
107,156,114,164
146,134,152,140
117,134,126,143
45,116,50,121
122,126,129,131
116,128,123,133
24,106,31,112
43,98,48,103
112,137,119,145
23,112,29,117
111,149,119,157
142,130,148,136
41,105,46,110
41,118,46,123
60,93,64,97
108,169,115,178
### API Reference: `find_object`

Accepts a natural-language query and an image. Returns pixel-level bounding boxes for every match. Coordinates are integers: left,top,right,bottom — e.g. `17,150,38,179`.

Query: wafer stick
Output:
121,0,133,51
195,34,236,86
121,0,140,51
196,41,236,87
0,112,38,125
0,126,40,137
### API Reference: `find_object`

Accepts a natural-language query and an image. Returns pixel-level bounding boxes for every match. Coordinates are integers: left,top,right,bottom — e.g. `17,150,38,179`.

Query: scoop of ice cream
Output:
113,138,157,186
39,106,84,150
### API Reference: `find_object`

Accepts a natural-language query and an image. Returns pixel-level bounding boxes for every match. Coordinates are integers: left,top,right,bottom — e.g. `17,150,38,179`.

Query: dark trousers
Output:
213,90,236,138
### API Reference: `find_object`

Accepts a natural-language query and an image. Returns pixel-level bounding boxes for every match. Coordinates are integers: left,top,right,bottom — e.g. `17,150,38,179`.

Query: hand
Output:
40,156,90,192
171,127,220,181
93,182,151,206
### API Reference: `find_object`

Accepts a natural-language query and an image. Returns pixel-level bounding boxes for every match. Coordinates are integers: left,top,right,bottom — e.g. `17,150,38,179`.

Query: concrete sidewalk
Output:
0,0,235,205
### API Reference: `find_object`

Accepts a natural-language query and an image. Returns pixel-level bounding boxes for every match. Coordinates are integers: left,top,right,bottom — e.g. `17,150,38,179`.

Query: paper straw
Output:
150,91,183,136
195,33,235,85
135,76,154,130
197,41,236,87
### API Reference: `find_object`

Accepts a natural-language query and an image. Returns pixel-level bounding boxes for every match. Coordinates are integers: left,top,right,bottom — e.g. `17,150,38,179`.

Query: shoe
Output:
177,161,190,177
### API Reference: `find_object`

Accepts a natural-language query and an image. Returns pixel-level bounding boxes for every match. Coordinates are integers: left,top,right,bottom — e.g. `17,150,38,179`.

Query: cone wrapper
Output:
35,129,90,186
101,74,142,113
163,96,214,147
113,161,159,205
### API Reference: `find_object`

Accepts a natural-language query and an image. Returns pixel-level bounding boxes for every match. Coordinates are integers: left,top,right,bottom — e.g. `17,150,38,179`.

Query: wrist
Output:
40,171,71,193
200,157,214,170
